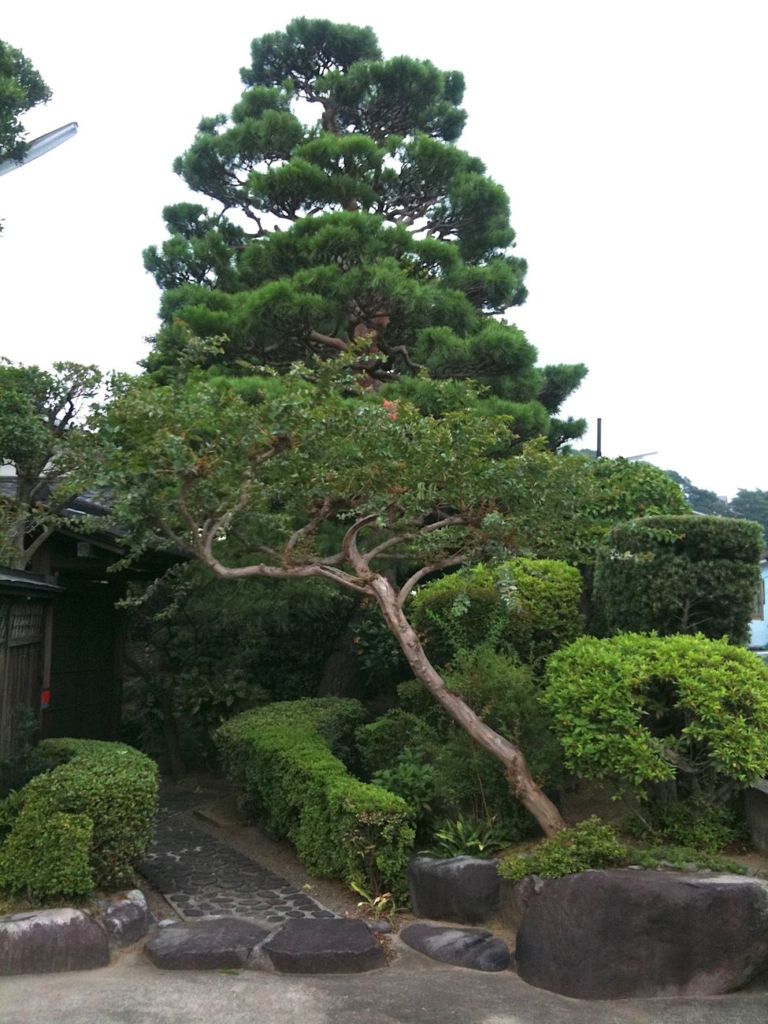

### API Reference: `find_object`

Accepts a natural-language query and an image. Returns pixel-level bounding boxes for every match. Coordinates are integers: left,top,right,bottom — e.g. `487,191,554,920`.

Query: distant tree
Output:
0,40,50,231
143,17,586,449
0,360,102,570
664,469,730,517
730,489,768,546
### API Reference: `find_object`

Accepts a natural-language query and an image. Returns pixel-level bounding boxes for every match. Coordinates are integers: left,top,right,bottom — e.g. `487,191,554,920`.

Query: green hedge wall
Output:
215,698,415,896
409,557,584,667
0,739,158,901
592,515,763,643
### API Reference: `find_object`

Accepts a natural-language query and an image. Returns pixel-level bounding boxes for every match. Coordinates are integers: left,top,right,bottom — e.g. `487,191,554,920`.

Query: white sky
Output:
2,0,766,498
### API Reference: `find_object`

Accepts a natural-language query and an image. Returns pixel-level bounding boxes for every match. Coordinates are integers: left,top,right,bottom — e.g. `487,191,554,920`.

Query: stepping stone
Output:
0,908,110,976
407,856,500,925
263,918,386,974
144,917,271,970
400,922,511,972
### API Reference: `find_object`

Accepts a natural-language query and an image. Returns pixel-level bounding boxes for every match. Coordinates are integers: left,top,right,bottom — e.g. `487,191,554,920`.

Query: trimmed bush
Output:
410,558,584,667
592,515,763,643
0,739,158,900
216,698,415,895
544,633,768,803
498,817,629,882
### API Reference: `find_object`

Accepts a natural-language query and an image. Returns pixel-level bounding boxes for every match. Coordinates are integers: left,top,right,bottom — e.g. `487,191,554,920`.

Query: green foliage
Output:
592,515,763,643
624,800,745,853
410,557,584,667
0,739,158,901
0,810,93,900
498,817,629,882
356,710,439,777
626,844,747,874
389,647,561,842
122,566,353,768
730,489,768,545
371,751,436,823
544,633,768,801
0,39,51,165
430,814,510,859
143,18,586,448
0,359,103,568
216,699,415,895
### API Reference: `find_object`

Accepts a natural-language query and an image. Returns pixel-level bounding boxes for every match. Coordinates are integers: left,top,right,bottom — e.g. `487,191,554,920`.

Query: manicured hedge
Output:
0,739,158,901
216,698,415,895
544,633,768,802
409,557,584,667
592,515,763,643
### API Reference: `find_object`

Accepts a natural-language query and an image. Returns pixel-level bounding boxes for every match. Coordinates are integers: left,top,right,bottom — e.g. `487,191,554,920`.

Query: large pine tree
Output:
143,18,586,448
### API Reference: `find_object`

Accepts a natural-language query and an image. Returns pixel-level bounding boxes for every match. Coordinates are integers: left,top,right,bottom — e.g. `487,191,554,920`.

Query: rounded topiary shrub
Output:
543,633,768,804
592,515,763,644
409,557,584,666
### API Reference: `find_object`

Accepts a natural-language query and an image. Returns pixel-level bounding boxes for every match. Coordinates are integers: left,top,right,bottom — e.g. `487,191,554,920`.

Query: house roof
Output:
0,568,63,596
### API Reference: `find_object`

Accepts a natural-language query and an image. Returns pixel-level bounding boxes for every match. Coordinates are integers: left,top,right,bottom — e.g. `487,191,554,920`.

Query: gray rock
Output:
0,908,110,975
144,917,271,970
515,869,768,999
97,889,153,948
498,875,543,932
407,856,500,924
263,918,386,974
400,922,511,972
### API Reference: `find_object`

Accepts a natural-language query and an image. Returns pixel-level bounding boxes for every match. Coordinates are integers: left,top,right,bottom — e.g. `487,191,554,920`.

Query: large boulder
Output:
0,908,110,975
407,856,500,924
515,869,768,999
263,918,386,974
400,922,511,972
144,918,271,970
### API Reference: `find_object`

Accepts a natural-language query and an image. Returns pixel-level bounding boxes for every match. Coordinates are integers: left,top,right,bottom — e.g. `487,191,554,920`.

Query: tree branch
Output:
309,330,349,352
342,514,379,575
284,498,334,555
397,553,466,608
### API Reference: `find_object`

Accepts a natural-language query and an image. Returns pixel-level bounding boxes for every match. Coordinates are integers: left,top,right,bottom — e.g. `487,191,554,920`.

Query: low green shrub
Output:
544,633,768,804
498,817,629,883
409,557,584,667
624,800,746,853
216,699,415,896
0,739,158,901
627,844,747,874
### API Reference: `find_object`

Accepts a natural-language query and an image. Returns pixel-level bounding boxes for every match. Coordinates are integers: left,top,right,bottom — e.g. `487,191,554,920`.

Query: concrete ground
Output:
2,944,768,1024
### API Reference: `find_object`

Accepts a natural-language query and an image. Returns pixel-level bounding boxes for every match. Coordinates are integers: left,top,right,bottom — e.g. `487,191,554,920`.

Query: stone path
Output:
139,785,337,924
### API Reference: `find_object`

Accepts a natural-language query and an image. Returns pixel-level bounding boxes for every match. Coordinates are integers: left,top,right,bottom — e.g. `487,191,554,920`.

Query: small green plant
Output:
430,814,509,859
498,817,629,883
349,881,397,924
627,844,747,874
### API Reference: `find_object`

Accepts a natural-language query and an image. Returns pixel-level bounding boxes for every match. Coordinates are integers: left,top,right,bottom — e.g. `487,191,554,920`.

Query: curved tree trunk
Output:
369,575,567,837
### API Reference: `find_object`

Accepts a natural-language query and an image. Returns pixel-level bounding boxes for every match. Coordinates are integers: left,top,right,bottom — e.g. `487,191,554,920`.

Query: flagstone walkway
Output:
139,783,337,924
